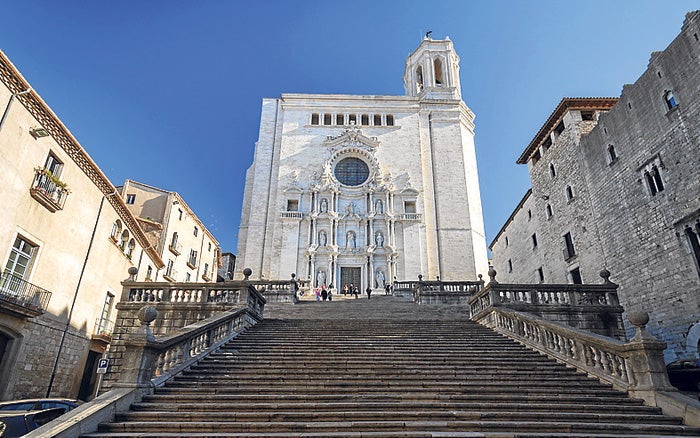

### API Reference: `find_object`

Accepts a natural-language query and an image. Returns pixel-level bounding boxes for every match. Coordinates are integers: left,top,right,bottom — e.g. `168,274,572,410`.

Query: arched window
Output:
645,165,665,196
549,163,556,178
310,113,319,125
120,230,129,250
434,58,443,85
110,220,122,241
171,232,178,246
607,144,617,163
416,65,424,92
546,204,553,219
126,239,136,259
664,91,678,110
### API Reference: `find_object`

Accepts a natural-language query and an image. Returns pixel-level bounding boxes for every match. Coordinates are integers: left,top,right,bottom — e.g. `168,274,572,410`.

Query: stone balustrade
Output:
470,269,625,338
100,267,266,393
411,276,485,305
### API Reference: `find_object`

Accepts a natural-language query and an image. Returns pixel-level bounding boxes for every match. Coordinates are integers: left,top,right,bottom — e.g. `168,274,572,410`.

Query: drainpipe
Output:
0,88,32,134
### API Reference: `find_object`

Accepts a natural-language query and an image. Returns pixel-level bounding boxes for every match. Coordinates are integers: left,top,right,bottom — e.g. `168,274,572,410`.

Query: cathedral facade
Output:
236,37,488,289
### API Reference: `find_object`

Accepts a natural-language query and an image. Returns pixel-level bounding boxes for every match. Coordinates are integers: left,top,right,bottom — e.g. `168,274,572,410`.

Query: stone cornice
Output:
0,50,165,269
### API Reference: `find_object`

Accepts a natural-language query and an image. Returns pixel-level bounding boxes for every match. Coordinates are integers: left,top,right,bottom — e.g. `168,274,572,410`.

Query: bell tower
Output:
403,35,462,100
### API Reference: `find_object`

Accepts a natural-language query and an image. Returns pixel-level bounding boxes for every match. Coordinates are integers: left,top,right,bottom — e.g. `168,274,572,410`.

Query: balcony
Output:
400,213,422,221
202,272,212,282
163,269,178,282
281,211,303,219
187,259,197,270
0,272,52,318
93,317,115,343
30,167,69,212
168,242,182,256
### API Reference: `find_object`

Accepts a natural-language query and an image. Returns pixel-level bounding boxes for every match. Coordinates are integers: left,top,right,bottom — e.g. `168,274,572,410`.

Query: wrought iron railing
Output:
30,167,69,211
0,272,52,313
94,317,115,337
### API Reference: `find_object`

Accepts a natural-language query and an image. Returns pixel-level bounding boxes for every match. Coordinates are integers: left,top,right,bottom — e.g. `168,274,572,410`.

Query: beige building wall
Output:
0,51,163,401
121,180,220,283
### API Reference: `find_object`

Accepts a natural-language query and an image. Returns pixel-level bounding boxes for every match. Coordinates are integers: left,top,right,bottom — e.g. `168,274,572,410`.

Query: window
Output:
185,273,191,282
566,186,574,201
569,267,583,285
178,208,183,220
188,249,198,267
323,114,332,125
581,110,594,121
549,163,556,178
97,292,115,334
203,263,210,277
664,91,678,110
386,115,394,126
505,236,509,247
4,236,37,281
336,114,344,125
508,259,513,273
311,113,319,125
165,260,174,278
532,233,538,249
546,204,553,219
374,114,382,126
171,232,178,247
44,153,63,179
110,220,122,242
537,267,545,283
563,232,576,260
287,199,299,211
532,149,541,165
146,265,153,280
685,223,700,276
361,114,369,125
416,66,424,92
193,226,199,237
607,144,617,164
125,194,136,204
644,165,665,195
527,209,532,220
208,242,212,252
554,120,565,136
434,58,443,85
119,230,129,250
334,157,370,186
542,137,552,151
126,239,135,259
404,201,416,213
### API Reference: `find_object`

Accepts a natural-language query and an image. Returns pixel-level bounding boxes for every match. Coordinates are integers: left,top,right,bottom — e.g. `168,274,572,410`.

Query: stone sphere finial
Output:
418,274,423,281
628,310,649,328
137,305,158,325
488,267,498,284
127,267,138,282
243,268,252,281
599,268,611,283
627,310,656,342
291,273,296,279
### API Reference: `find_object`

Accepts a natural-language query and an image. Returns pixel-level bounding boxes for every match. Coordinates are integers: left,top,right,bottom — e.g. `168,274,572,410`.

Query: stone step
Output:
93,419,700,435
114,410,683,425
130,400,661,415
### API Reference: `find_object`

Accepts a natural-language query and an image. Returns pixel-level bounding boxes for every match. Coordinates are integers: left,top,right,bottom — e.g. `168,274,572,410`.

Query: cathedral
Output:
236,37,489,290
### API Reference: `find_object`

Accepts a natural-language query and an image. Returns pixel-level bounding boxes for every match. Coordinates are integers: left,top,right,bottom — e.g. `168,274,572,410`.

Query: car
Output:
0,408,65,437
0,398,80,414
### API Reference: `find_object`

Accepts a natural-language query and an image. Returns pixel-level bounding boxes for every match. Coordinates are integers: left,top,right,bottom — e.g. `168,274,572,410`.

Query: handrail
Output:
0,271,52,313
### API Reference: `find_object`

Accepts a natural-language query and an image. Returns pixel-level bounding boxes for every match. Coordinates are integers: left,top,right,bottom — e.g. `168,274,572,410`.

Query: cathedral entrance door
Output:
340,267,362,293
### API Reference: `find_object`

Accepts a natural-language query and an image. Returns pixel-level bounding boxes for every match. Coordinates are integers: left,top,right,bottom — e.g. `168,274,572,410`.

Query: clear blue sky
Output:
1,1,697,255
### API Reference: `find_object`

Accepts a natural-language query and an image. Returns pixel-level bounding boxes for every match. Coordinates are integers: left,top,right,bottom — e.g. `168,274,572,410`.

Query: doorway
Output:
340,267,362,292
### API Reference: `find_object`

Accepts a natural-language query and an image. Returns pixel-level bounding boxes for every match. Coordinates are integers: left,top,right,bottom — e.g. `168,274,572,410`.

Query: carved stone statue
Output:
346,231,356,249
376,269,386,288
375,199,383,214
320,198,328,213
318,230,327,246
317,270,326,287
375,231,384,247
346,202,356,215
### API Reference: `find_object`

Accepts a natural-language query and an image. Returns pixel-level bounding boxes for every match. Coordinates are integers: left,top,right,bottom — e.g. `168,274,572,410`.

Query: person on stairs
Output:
366,286,372,300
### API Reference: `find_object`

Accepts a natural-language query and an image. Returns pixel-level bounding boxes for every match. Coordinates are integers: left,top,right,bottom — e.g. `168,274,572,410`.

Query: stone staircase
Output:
83,296,700,437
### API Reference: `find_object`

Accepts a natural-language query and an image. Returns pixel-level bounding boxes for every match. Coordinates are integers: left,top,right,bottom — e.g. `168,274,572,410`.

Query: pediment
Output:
324,124,379,149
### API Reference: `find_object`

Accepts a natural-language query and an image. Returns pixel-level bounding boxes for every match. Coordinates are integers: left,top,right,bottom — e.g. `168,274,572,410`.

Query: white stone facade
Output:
236,38,489,289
